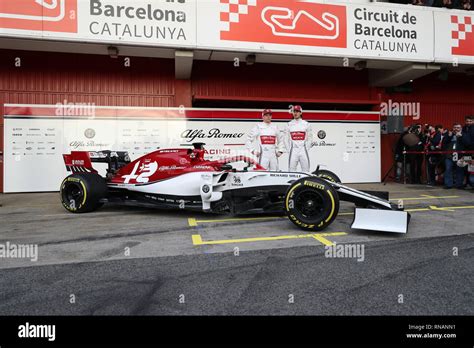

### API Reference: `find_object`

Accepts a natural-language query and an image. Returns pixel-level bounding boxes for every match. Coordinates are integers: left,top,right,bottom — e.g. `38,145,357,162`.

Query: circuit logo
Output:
451,15,474,56
0,0,78,33
220,0,347,48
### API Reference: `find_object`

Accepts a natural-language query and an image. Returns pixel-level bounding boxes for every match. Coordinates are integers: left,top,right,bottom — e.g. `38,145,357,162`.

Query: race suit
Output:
246,123,285,171
286,119,313,172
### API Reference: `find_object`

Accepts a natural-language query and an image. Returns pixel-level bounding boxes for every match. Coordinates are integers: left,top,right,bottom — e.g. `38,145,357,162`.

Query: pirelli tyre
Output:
314,169,342,184
285,177,340,231
60,173,107,213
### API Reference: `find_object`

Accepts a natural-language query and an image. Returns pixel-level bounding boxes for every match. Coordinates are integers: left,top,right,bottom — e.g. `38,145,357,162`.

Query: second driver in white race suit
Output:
246,109,285,171
286,105,314,172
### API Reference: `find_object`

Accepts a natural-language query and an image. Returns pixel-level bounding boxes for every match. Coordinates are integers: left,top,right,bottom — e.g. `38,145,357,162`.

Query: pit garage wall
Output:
1,49,474,191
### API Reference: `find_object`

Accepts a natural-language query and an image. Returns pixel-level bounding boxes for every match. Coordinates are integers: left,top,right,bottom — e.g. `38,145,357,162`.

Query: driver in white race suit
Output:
286,105,314,172
246,109,285,171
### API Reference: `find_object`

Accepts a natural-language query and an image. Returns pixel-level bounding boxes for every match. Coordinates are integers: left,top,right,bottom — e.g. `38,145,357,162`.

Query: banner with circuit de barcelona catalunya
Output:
3,104,380,192
198,0,434,62
0,0,471,64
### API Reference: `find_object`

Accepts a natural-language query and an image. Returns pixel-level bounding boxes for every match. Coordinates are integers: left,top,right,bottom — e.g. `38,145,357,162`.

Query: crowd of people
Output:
391,0,473,10
394,115,474,189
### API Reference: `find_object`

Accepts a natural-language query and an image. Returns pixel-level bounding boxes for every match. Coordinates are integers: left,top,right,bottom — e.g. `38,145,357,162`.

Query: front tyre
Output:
60,173,107,213
285,177,339,231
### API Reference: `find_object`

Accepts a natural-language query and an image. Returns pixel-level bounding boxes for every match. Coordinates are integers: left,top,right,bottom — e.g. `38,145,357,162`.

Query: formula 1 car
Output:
60,143,410,233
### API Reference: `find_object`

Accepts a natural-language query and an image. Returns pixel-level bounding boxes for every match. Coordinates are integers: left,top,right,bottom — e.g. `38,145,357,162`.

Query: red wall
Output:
192,60,381,104
0,50,176,107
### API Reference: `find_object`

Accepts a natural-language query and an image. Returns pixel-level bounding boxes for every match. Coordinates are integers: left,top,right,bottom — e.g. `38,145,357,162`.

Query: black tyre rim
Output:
63,183,84,208
294,190,325,219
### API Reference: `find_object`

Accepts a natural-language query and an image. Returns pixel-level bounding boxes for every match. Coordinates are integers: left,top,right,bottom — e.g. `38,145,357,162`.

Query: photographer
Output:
394,127,410,182
426,124,443,185
442,123,466,189
461,115,473,150
406,124,425,184
461,115,474,188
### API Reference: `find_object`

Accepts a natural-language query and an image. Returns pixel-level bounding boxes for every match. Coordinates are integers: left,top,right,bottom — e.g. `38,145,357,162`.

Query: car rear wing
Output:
63,151,131,175
63,151,98,174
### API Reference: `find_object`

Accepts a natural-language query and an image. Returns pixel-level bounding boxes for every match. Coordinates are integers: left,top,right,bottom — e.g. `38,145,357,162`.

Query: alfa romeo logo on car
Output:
84,128,96,139
318,130,327,139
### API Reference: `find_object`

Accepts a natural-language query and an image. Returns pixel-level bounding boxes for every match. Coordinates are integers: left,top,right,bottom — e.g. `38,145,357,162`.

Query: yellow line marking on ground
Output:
384,189,447,194
188,216,285,226
429,205,474,212
192,232,347,246
429,205,455,212
405,208,431,212
192,235,204,245
406,205,474,212
421,194,440,199
312,233,341,246
389,195,459,201
447,205,474,210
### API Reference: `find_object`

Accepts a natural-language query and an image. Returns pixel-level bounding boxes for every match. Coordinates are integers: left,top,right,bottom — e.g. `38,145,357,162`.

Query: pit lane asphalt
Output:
0,183,473,315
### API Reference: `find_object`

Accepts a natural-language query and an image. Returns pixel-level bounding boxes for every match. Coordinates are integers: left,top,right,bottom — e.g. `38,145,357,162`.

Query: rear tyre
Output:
60,173,107,213
285,177,339,231
314,169,342,183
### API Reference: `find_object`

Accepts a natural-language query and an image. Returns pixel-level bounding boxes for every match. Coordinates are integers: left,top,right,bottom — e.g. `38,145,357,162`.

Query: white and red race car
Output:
61,143,410,233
